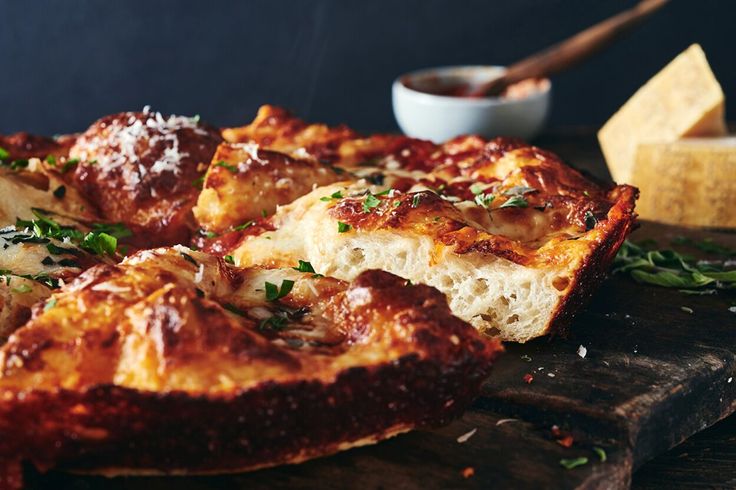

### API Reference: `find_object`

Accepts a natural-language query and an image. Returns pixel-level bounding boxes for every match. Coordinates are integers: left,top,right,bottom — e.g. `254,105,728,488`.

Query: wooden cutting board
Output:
21,133,736,490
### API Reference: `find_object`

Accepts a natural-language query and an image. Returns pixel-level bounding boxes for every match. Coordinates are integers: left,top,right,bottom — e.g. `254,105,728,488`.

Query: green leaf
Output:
224,255,235,264
411,194,422,208
214,160,238,173
499,195,528,209
363,193,381,213
593,447,607,462
293,260,316,273
80,232,117,256
560,457,588,470
320,191,344,202
233,221,254,231
474,193,495,208
265,279,294,301
0,146,8,160
337,221,351,233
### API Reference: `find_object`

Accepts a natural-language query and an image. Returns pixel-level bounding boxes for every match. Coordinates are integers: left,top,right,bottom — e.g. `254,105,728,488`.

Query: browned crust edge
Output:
546,184,639,337
0,345,498,484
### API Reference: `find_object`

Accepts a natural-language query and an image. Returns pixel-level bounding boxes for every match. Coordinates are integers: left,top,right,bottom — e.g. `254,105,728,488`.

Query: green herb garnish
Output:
613,240,736,291
337,221,350,233
233,221,254,231
474,193,495,208
0,146,8,160
593,447,607,462
320,191,344,202
224,255,235,264
363,193,381,213
293,260,316,273
214,160,238,173
499,195,529,209
264,279,295,301
560,457,588,470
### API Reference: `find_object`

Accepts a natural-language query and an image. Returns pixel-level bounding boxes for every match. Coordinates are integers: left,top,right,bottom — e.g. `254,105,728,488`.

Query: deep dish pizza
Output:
0,105,635,486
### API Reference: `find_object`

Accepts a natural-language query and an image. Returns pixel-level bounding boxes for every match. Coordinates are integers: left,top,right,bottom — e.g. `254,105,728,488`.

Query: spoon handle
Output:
473,0,669,97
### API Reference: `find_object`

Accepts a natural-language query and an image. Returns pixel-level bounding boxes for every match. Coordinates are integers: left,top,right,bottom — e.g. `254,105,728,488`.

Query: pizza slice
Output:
0,247,500,484
202,107,637,342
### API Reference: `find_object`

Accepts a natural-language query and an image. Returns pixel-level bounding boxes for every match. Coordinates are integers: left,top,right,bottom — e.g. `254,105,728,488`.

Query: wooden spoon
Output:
467,0,670,98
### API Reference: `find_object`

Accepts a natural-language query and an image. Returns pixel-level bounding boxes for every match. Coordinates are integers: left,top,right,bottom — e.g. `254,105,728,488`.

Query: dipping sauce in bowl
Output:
403,75,549,100
392,66,551,142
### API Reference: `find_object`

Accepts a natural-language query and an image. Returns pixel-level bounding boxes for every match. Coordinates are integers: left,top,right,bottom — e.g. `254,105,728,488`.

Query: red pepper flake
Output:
557,435,574,448
461,466,475,478
523,373,534,384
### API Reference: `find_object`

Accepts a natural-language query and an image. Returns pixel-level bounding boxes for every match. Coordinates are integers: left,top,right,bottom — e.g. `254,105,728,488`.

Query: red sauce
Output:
403,77,547,100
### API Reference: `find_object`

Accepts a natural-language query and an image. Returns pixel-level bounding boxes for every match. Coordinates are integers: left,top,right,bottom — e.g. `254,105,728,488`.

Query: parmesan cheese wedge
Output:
634,138,736,228
598,44,726,184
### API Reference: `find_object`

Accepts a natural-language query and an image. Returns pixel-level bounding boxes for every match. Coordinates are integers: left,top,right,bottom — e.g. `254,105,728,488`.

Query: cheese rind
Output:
633,138,736,228
598,44,726,184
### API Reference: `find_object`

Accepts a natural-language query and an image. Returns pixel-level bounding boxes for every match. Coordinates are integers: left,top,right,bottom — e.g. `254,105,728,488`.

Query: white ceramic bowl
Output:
392,66,551,143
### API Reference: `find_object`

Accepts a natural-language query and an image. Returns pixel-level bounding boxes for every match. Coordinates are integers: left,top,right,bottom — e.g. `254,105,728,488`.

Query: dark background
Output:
0,0,732,136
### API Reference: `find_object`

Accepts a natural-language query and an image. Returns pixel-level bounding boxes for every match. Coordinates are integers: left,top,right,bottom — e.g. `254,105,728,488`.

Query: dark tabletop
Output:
536,129,736,489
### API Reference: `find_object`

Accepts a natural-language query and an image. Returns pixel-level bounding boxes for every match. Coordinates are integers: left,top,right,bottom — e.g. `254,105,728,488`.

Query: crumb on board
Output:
461,466,475,478
457,428,477,443
577,345,587,358
523,373,534,384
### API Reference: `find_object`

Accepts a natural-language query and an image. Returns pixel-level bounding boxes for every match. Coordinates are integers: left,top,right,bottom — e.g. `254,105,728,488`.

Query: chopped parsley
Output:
0,146,8,160
15,209,127,257
363,193,381,213
320,191,344,202
261,209,268,218
53,185,66,199
60,158,79,173
474,193,495,208
560,457,588,470
45,155,57,166
265,279,294,301
233,220,254,231
214,160,238,173
411,194,422,208
223,255,235,264
293,260,316,273
593,447,607,462
337,221,351,233
80,232,117,256
499,195,528,209
470,183,489,195
192,175,205,189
